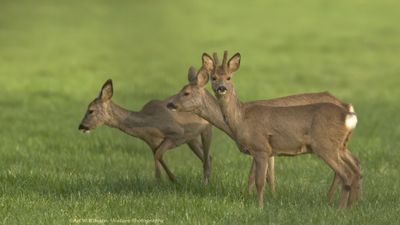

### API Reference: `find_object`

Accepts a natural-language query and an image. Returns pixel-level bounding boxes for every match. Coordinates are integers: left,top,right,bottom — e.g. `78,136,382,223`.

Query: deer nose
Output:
167,102,177,111
216,86,227,95
78,124,86,130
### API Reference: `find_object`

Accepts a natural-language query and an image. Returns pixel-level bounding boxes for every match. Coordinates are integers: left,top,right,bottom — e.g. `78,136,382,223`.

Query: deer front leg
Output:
247,156,275,197
246,159,256,195
266,156,275,197
153,139,175,183
254,153,269,208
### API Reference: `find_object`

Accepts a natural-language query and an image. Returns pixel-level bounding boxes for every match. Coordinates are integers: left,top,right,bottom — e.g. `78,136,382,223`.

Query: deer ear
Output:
99,79,113,101
202,53,214,72
195,69,209,87
228,53,241,73
187,66,197,83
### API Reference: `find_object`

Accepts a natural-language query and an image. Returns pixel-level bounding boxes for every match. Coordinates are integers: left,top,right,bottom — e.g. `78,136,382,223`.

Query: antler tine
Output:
222,50,228,66
212,52,219,65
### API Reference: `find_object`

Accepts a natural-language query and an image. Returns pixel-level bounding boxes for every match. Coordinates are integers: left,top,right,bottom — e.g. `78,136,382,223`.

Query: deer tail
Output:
347,103,355,113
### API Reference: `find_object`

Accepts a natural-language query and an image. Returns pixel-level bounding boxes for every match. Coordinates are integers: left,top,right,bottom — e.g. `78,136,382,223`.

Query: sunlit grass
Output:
1,0,399,224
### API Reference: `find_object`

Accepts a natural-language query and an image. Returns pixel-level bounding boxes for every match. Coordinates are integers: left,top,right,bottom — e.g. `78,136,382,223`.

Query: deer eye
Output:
211,76,216,81
227,77,231,80
184,92,190,96
88,110,94,114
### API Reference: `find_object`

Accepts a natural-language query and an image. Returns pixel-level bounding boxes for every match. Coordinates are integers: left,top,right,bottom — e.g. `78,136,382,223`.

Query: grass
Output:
1,0,400,224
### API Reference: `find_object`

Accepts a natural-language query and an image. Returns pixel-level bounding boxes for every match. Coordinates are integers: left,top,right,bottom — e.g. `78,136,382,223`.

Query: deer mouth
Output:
167,102,177,111
216,86,227,95
217,89,227,95
78,124,91,134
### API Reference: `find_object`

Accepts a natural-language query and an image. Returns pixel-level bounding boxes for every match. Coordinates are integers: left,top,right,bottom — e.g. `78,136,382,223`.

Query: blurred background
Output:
1,0,399,224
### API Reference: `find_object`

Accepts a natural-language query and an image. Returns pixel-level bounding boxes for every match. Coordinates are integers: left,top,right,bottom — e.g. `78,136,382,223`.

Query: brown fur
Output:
169,66,361,204
79,79,213,184
168,66,361,201
203,51,361,208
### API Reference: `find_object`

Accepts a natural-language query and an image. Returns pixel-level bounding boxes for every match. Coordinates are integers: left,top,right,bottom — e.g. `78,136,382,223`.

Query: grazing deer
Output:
201,51,360,208
167,65,360,203
78,79,213,184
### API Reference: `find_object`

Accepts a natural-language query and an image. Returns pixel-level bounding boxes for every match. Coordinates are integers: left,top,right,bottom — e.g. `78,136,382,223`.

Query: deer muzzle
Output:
166,102,177,111
78,124,91,134
216,86,227,95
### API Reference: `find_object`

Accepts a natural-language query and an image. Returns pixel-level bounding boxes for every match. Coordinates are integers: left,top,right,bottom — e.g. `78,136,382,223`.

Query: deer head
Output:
202,51,241,98
78,79,114,133
167,66,209,112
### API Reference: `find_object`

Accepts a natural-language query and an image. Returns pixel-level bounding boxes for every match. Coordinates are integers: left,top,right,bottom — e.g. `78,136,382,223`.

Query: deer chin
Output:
83,129,91,134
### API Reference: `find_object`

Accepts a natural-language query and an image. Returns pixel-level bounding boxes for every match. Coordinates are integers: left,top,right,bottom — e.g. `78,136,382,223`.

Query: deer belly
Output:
269,134,309,156
273,145,310,156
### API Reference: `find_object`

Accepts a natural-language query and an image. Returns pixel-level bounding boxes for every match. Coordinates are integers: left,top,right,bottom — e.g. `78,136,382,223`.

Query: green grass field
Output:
1,0,400,224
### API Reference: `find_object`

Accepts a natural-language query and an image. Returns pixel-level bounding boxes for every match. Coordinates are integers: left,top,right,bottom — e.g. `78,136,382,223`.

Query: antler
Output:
212,52,219,65
222,50,228,70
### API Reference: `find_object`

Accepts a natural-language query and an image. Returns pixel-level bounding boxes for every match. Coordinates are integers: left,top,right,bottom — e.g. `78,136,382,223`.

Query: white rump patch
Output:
345,114,358,130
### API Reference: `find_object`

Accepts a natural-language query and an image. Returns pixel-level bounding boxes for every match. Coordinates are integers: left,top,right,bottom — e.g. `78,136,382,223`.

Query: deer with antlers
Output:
167,64,360,204
78,79,213,184
169,51,361,208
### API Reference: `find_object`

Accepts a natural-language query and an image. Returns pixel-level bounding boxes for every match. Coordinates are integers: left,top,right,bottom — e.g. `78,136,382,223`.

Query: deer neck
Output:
217,88,244,136
105,102,147,138
197,90,234,138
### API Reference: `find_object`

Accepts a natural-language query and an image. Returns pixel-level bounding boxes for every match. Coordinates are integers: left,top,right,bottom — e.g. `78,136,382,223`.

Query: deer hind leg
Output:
154,139,175,183
345,149,362,202
200,125,213,185
187,138,210,185
327,150,362,204
327,173,341,204
341,149,361,206
314,146,354,208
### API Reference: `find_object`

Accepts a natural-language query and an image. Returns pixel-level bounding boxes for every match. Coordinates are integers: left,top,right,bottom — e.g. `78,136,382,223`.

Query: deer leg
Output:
247,156,274,196
154,140,175,183
159,159,177,182
187,138,204,161
187,138,210,185
151,148,162,182
200,125,213,185
266,156,276,197
345,149,362,202
341,150,361,207
327,149,361,204
327,173,341,204
315,147,353,208
254,153,269,208
246,158,256,195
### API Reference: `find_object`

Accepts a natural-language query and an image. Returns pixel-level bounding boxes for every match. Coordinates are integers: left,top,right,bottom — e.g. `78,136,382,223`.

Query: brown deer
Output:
78,79,213,184
167,65,360,203
198,51,360,208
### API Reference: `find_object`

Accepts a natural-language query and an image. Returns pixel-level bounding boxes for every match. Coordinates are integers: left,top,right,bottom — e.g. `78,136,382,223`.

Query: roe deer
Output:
167,65,360,203
167,64,359,201
202,51,361,208
78,79,213,184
